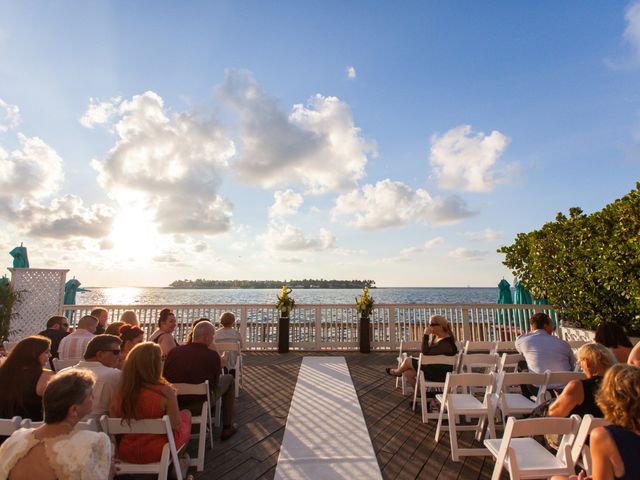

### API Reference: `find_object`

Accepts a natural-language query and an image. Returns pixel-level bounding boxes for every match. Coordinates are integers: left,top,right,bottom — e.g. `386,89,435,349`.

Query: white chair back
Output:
546,371,585,388
20,418,97,431
464,340,496,354
100,414,183,480
494,341,516,353
215,341,242,398
173,381,212,471
412,353,459,423
498,353,525,373
0,416,21,436
457,353,501,374
571,415,611,476
396,340,421,395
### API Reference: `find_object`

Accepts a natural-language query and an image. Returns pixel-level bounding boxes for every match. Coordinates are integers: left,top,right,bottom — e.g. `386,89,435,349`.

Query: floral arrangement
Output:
276,285,296,317
356,286,375,318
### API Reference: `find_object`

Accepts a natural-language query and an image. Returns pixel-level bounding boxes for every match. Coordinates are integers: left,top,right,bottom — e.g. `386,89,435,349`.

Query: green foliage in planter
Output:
276,285,296,317
499,182,640,335
0,277,20,343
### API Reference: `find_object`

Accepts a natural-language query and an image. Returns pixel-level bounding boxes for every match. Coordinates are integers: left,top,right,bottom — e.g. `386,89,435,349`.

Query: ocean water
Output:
75,287,500,306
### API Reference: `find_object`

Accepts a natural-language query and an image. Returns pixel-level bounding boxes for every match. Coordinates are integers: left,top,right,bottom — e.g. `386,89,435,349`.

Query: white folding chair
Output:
568,339,590,350
0,416,21,436
570,414,611,477
464,341,497,354
21,418,97,431
435,372,500,461
100,414,184,480
412,354,460,423
484,415,582,480
174,381,213,471
496,371,549,424
215,341,242,398
497,353,525,373
52,358,80,372
396,340,421,395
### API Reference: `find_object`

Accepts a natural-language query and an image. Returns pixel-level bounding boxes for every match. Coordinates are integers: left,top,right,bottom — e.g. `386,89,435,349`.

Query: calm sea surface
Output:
76,287,500,306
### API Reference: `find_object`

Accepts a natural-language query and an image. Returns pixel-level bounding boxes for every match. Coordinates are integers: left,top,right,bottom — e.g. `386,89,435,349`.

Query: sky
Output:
0,1,639,287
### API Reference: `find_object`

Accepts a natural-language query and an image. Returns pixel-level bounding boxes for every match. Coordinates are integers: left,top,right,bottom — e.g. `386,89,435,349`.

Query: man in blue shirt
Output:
516,312,575,393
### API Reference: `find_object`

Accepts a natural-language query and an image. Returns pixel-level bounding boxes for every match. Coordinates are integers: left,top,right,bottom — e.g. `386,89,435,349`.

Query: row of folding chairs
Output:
0,380,221,476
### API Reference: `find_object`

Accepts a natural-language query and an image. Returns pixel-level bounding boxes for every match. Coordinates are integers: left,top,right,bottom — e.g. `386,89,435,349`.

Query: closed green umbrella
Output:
497,279,513,304
514,280,533,304
64,278,82,305
9,244,29,268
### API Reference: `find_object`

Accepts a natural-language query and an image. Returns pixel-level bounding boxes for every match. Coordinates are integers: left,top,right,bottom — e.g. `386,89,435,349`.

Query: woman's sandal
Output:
385,367,402,377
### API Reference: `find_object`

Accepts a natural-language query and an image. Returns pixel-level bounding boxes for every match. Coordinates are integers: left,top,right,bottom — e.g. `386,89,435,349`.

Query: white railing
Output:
60,303,557,351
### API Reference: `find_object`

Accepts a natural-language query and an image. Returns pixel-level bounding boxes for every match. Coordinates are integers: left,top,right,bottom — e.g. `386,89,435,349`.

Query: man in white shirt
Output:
61,334,122,424
516,312,575,393
58,315,98,361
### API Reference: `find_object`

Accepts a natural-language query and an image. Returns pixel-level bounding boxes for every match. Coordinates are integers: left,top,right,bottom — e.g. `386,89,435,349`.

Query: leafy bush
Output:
0,277,20,343
499,182,640,335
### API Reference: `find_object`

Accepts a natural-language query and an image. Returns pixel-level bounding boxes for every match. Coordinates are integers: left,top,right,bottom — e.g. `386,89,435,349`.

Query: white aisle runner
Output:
274,356,383,480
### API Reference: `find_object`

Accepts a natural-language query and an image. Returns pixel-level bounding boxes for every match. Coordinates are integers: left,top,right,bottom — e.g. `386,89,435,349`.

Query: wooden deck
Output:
194,352,501,480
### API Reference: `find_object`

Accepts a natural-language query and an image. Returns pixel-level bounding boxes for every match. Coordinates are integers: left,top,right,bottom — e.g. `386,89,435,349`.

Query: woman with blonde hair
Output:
119,310,139,327
548,342,613,418
109,342,191,464
589,364,640,479
386,315,458,387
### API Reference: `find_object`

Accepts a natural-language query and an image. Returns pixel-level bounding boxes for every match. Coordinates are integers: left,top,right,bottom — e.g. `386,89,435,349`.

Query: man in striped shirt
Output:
58,315,98,360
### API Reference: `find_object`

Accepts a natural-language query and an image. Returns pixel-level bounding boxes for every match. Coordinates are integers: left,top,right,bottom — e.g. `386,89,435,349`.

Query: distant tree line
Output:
169,279,376,289
499,182,640,335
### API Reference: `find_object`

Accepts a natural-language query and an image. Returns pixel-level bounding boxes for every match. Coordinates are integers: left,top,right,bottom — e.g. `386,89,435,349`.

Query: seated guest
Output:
61,334,122,423
595,323,634,364
185,317,211,344
590,364,640,479
148,308,179,358
548,343,613,417
516,312,574,394
105,321,124,336
119,324,145,360
386,315,458,387
164,321,237,440
38,315,70,359
215,312,243,375
119,310,139,327
110,342,191,464
629,341,640,367
0,336,54,422
58,315,98,361
91,307,109,335
0,369,112,479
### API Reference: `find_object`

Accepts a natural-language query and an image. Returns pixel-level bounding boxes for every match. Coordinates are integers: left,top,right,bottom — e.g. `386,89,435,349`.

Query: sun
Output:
108,206,162,263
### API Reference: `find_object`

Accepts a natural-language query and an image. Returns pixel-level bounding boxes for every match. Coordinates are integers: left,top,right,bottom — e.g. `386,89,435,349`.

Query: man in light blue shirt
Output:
516,312,575,391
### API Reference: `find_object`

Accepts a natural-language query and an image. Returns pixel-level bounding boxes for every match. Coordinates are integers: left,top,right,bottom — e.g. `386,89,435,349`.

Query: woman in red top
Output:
110,342,191,464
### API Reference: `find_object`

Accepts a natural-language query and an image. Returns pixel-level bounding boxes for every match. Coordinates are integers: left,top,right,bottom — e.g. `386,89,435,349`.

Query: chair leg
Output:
448,408,460,462
412,376,419,411
435,402,446,442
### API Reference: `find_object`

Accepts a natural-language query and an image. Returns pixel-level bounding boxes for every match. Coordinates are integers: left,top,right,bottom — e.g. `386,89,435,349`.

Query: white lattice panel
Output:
8,268,68,341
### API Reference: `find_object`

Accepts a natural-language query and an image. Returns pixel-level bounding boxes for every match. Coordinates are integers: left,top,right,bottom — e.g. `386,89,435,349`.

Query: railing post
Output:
240,305,247,347
461,306,471,342
388,305,397,351
315,306,321,351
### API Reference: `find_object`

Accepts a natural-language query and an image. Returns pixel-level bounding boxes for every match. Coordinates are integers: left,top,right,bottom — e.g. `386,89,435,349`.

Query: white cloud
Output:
0,133,64,199
218,69,376,193
622,2,640,66
194,241,208,252
331,179,476,229
18,195,114,239
447,247,487,261
468,227,502,242
346,66,357,79
0,98,20,132
424,236,445,249
91,90,236,235
79,96,122,128
260,223,335,251
382,246,421,263
269,189,304,218
429,125,511,192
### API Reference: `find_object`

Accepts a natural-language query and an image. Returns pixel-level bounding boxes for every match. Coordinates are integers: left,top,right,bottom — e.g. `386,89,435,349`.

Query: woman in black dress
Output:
386,315,458,386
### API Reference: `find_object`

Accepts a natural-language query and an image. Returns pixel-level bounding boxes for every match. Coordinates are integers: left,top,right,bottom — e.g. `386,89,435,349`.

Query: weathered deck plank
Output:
194,352,502,480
